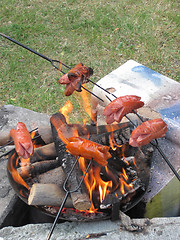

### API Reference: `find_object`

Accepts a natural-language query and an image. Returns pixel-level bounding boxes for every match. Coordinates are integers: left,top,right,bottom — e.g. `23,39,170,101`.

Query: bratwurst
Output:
59,63,93,96
66,137,111,167
129,118,168,147
103,95,144,124
10,122,34,159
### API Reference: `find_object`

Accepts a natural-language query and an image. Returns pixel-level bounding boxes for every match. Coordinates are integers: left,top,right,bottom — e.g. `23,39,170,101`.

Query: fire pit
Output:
6,111,154,221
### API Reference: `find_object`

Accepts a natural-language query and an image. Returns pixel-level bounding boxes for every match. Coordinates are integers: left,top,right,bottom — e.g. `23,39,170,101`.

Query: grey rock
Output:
0,105,50,227
0,217,179,240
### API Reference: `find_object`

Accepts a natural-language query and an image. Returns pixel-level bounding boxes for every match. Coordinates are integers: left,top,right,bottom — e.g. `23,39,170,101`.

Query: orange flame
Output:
133,157,138,168
80,87,92,120
119,168,133,195
59,100,73,123
78,157,113,211
121,145,129,165
109,135,117,151
7,130,45,195
7,153,30,190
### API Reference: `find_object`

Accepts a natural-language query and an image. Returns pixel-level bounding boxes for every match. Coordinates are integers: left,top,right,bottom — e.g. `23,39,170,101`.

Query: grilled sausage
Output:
58,63,93,96
129,118,168,147
66,137,111,166
103,95,144,124
10,122,34,159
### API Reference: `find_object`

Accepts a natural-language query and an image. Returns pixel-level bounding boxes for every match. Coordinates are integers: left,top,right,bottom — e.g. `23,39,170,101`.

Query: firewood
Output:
30,143,57,163
64,121,131,138
38,125,53,144
37,166,66,186
28,183,73,207
88,125,131,146
50,113,91,211
17,159,61,179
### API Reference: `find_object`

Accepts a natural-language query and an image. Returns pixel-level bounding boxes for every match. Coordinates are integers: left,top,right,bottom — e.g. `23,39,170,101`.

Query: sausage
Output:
58,73,70,84
66,137,112,167
58,63,93,96
129,118,168,147
10,122,34,159
67,63,93,83
103,95,144,124
64,77,82,96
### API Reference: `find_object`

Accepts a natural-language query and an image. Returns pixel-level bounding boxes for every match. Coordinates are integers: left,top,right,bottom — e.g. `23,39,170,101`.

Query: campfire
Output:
6,95,153,222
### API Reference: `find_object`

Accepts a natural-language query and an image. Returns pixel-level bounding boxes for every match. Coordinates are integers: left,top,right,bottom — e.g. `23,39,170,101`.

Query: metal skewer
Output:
0,33,104,103
46,156,92,240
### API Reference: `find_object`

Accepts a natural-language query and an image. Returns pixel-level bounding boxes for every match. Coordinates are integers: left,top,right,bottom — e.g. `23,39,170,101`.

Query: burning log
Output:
88,125,131,147
28,183,73,207
100,145,153,211
50,112,137,211
50,113,92,211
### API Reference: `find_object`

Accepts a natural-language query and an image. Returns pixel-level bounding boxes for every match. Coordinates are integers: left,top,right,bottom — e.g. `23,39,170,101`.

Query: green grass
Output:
0,0,179,118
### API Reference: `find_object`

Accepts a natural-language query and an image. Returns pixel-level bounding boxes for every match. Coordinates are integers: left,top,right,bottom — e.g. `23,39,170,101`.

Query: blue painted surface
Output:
132,65,162,86
160,103,180,125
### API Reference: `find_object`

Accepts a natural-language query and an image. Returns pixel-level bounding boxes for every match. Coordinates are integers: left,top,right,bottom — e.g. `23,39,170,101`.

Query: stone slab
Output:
0,216,179,240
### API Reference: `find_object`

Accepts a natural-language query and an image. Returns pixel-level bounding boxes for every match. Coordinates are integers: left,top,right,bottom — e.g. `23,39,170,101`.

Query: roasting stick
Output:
46,157,93,240
105,94,180,181
0,33,104,103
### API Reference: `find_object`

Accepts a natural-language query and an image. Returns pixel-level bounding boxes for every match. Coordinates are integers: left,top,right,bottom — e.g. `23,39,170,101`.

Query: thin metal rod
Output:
0,33,65,71
88,78,116,97
46,191,69,240
47,158,92,240
150,141,180,181
0,149,14,159
0,33,111,95
0,33,104,102
69,158,92,192
82,86,104,102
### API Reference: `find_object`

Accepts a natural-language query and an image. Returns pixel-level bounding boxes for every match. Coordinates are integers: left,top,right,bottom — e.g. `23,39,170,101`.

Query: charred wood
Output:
50,113,91,211
100,178,143,210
